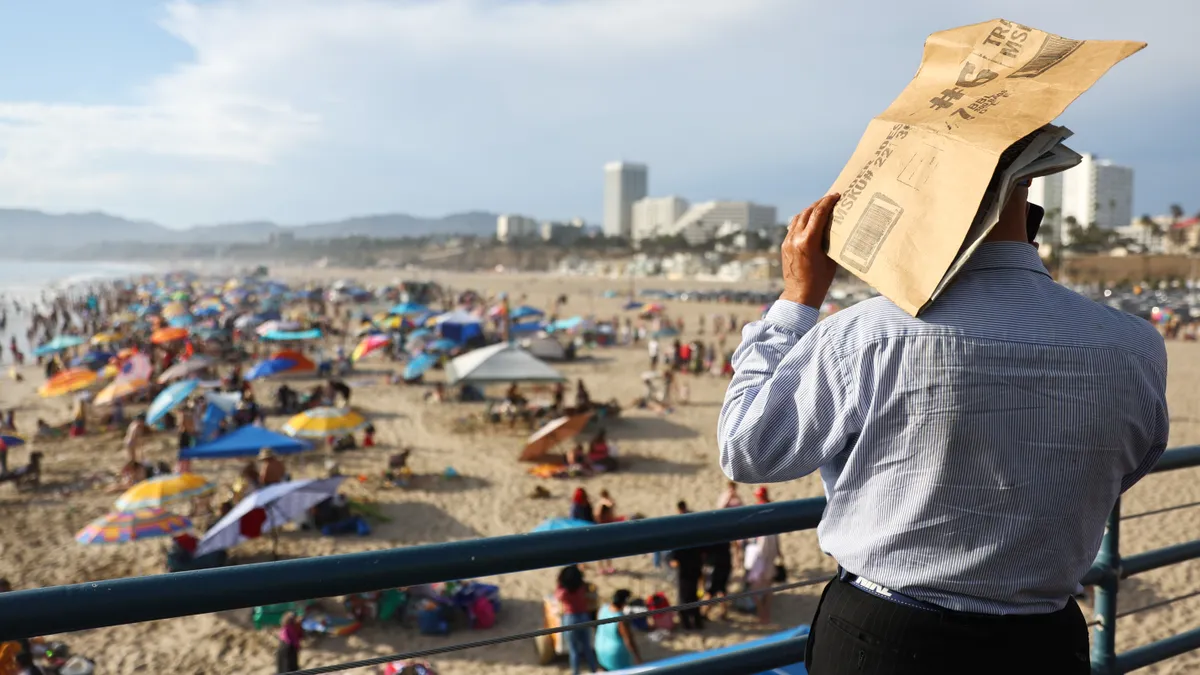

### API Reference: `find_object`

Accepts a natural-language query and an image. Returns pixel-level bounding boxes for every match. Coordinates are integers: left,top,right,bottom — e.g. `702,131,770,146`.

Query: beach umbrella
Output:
0,435,24,447
389,302,428,317
111,311,138,325
161,301,188,319
90,332,122,346
425,338,459,354
95,378,150,405
521,412,593,462
282,407,368,438
114,473,215,511
622,301,644,311
151,327,190,344
33,335,86,357
38,368,98,398
408,327,433,341
352,334,391,362
269,351,316,372
158,356,213,383
256,320,300,336
167,314,195,328
194,477,345,557
531,517,595,533
245,358,300,381
70,350,115,370
147,379,200,425
117,353,153,383
403,353,438,381
510,305,546,321
75,508,192,545
373,315,407,331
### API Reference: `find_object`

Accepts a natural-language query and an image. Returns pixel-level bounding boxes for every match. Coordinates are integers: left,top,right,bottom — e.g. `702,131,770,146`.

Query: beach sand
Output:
2,268,1199,674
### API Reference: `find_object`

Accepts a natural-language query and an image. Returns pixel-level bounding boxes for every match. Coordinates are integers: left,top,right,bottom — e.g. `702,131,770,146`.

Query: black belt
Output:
837,567,943,613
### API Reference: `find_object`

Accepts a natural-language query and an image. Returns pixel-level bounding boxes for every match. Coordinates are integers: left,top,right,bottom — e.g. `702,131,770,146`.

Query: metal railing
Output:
4,446,1200,674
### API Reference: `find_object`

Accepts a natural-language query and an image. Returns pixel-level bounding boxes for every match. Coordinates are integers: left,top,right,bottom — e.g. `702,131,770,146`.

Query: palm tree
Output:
1170,204,1185,224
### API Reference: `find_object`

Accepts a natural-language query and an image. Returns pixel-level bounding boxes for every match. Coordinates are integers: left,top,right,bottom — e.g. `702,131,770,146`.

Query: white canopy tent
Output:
445,342,565,385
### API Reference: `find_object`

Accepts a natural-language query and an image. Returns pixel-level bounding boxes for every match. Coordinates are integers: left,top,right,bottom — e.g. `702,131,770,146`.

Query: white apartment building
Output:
603,162,648,239
1029,153,1133,244
668,201,777,246
496,214,539,243
631,196,689,241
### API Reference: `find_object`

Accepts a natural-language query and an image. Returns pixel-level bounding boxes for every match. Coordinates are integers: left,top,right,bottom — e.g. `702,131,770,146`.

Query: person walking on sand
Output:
276,611,303,673
719,190,1168,674
123,415,147,463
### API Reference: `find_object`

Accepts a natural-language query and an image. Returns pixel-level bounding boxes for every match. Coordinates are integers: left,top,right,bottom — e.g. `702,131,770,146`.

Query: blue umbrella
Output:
425,338,458,353
33,335,86,356
1,435,24,447
168,315,195,328
510,305,545,321
390,302,428,316
70,350,115,370
408,327,434,341
245,358,298,381
531,517,595,533
403,353,438,381
147,379,200,425
622,300,644,311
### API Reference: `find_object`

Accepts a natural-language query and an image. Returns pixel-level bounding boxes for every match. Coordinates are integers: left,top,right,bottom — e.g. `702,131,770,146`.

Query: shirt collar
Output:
959,242,1050,278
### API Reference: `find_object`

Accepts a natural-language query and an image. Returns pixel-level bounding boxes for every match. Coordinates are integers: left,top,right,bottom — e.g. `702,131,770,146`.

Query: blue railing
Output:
4,446,1200,674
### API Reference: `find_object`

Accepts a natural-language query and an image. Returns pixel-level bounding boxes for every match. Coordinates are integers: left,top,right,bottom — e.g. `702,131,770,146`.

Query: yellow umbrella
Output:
115,473,215,511
100,363,119,379
38,368,98,398
91,332,122,346
161,301,188,319
94,378,149,405
281,407,368,438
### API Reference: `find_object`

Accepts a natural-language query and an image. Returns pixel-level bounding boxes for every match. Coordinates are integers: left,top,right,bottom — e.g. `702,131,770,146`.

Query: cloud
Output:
0,0,1192,226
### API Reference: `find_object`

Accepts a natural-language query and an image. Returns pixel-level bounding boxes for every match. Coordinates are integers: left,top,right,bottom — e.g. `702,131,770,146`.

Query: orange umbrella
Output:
151,327,189,344
94,378,149,405
269,350,316,372
38,368,98,398
520,412,593,462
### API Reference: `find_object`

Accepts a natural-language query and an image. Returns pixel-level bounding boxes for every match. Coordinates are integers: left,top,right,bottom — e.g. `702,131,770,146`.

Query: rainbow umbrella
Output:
38,368,98,398
282,407,368,438
115,473,215,511
76,508,192,544
351,334,390,362
94,378,150,405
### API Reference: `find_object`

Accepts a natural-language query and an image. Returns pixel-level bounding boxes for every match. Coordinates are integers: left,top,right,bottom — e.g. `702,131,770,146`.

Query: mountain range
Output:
0,208,501,253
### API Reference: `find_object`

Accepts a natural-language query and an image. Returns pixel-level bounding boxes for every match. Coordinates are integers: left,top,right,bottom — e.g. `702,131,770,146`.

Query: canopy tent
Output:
525,336,567,362
435,310,483,344
180,425,312,460
194,477,345,557
444,342,564,385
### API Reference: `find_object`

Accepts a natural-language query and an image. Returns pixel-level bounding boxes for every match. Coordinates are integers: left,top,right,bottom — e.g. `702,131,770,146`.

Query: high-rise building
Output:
603,162,648,239
667,201,777,246
632,196,689,241
496,214,539,243
1028,173,1064,243
1029,153,1133,244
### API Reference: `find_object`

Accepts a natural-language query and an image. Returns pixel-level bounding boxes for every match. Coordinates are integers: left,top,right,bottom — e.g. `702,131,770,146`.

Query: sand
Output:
2,268,1199,674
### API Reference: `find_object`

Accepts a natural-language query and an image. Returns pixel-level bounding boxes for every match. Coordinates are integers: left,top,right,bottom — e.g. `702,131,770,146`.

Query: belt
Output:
837,567,943,613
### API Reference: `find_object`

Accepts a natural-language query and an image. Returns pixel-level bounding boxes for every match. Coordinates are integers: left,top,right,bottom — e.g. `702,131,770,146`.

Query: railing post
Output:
1091,498,1121,675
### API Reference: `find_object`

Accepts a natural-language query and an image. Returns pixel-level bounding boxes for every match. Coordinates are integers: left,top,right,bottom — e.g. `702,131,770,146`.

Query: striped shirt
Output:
718,242,1169,614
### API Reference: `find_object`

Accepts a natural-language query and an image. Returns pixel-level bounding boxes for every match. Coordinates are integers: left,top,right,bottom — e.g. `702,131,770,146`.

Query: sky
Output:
0,0,1194,228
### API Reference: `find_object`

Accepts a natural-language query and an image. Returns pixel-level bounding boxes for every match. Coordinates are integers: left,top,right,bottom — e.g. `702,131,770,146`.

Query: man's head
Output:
676,500,689,514
984,182,1037,246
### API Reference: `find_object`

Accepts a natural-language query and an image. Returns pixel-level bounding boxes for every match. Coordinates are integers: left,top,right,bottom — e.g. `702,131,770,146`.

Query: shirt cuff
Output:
764,300,820,335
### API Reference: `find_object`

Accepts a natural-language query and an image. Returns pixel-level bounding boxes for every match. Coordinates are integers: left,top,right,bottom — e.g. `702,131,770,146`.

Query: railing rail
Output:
3,445,1200,674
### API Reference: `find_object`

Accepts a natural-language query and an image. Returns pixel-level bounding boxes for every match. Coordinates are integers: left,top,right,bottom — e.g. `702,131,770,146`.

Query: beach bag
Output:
647,592,675,631
417,606,449,635
470,595,496,629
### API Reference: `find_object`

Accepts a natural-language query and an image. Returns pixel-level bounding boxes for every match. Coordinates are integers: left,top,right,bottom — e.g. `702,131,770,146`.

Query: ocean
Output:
0,260,153,353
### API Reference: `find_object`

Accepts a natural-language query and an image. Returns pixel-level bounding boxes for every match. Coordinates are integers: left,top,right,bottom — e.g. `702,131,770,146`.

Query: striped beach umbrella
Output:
94,378,149,405
281,407,368,439
38,368,98,398
75,508,192,544
351,334,390,362
115,473,215,511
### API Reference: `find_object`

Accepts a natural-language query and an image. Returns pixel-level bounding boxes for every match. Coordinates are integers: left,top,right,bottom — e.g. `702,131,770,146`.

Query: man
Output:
718,189,1168,674
258,448,286,486
666,501,705,631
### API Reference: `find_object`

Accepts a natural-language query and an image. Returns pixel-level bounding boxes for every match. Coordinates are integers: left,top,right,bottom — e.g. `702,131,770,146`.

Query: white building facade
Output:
496,214,539,243
1029,153,1133,244
631,196,689,241
666,201,777,246
603,162,649,239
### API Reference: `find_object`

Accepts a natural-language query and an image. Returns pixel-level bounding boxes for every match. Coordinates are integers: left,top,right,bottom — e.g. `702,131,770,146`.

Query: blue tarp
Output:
261,329,322,341
605,626,809,674
180,426,312,460
509,305,545,320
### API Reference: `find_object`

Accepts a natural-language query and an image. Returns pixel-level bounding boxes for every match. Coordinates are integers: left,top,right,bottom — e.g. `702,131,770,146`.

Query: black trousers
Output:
676,568,704,629
276,642,299,673
805,576,1090,675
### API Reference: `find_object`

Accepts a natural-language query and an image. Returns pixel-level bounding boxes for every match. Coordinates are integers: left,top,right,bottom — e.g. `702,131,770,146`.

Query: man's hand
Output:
781,193,841,308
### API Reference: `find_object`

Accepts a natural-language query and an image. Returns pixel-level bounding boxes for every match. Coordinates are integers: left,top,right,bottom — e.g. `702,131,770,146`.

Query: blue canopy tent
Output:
180,426,312,460
509,305,545,321
436,310,482,344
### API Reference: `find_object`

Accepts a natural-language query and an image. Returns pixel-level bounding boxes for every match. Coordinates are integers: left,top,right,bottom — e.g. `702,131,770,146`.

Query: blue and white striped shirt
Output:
718,242,1169,614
